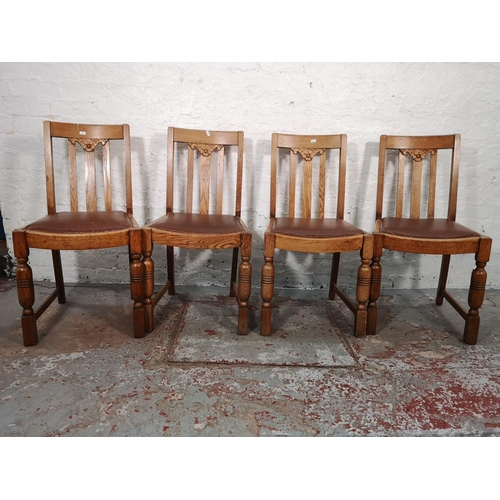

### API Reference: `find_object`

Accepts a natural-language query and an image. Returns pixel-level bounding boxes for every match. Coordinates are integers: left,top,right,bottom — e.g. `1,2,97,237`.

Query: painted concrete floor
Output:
1,276,500,437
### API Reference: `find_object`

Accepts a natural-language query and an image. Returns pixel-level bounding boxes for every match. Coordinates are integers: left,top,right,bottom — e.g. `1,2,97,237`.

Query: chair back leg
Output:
230,247,239,297
328,253,341,300
167,246,175,295
436,254,451,305
51,250,66,304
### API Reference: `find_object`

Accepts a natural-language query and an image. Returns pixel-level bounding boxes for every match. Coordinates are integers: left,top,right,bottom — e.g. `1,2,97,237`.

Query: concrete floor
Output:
1,256,500,436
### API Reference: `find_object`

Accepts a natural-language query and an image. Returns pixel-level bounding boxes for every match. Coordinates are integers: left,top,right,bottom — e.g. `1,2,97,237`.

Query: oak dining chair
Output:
260,133,373,337
367,134,492,344
142,127,252,335
13,121,145,346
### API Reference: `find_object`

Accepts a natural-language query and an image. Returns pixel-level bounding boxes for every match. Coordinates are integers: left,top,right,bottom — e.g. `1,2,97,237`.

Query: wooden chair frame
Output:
260,133,373,337
142,127,252,335
367,134,492,344
12,121,145,346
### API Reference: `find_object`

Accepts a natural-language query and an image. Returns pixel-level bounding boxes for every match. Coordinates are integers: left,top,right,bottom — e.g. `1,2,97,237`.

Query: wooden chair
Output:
260,133,373,337
367,134,492,345
142,127,252,335
12,121,145,346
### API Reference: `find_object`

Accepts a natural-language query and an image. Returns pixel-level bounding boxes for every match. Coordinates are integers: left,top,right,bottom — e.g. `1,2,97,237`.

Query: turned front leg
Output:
464,238,491,345
130,228,145,338
366,233,383,335
237,233,252,335
260,233,275,336
142,228,154,334
18,256,37,346
464,260,487,345
13,230,37,346
354,235,373,337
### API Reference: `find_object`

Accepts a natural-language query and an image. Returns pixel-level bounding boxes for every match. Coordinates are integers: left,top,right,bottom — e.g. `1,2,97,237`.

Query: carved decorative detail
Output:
189,143,223,157
290,147,326,161
69,138,109,152
400,148,436,162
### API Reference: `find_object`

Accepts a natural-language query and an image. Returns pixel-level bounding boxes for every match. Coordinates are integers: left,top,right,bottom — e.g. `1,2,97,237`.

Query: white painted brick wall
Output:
1,62,499,292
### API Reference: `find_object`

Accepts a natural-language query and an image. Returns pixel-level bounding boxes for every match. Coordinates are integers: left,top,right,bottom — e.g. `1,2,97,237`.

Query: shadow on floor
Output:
1,279,500,436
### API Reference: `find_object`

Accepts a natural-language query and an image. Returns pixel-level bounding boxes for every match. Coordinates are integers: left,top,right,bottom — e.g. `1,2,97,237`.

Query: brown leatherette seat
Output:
149,213,246,235
380,218,480,240
273,217,365,238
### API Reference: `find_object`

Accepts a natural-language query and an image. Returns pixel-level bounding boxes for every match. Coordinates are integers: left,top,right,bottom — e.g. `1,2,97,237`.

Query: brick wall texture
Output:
1,62,498,290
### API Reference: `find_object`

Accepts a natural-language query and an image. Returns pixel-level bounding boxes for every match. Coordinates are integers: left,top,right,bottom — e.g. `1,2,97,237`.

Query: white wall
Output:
1,62,499,291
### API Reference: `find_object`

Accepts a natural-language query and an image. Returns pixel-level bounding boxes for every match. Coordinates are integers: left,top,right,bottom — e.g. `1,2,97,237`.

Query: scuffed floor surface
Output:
1,279,500,436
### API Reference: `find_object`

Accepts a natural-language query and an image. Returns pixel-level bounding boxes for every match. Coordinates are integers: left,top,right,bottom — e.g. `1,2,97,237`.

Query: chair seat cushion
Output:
150,213,246,234
380,217,480,239
25,211,134,234
272,217,364,238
